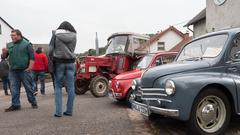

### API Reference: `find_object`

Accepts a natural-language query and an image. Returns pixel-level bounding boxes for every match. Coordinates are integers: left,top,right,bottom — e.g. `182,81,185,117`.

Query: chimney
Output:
95,32,99,56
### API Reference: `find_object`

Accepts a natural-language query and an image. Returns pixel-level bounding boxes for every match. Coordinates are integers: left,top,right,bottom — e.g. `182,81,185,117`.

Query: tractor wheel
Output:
74,79,89,95
90,76,109,97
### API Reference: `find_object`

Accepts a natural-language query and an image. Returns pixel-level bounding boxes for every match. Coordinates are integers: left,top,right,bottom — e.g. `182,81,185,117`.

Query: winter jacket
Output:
7,39,35,70
0,59,9,78
49,29,77,63
32,52,48,71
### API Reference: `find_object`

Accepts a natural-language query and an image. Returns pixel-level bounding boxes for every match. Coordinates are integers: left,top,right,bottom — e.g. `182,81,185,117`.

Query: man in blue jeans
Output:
2,29,38,112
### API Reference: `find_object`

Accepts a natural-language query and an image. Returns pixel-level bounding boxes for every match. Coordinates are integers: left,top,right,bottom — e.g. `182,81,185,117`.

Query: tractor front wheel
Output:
75,79,89,95
90,76,109,97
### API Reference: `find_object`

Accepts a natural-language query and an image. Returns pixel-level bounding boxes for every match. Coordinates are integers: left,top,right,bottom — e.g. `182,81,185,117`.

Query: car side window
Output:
230,34,240,61
154,55,176,66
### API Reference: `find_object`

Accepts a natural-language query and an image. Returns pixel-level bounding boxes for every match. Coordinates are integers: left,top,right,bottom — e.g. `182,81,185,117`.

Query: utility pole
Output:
95,32,99,56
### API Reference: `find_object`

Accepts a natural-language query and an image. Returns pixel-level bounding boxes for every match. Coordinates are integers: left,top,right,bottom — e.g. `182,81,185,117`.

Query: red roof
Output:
169,35,192,52
139,26,192,52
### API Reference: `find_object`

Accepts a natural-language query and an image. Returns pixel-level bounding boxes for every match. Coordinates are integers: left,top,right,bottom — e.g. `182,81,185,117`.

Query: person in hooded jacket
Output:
48,21,77,117
32,47,48,95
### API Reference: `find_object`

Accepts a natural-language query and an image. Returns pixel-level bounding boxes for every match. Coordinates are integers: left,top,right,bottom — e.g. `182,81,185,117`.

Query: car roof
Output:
194,27,240,41
147,51,178,56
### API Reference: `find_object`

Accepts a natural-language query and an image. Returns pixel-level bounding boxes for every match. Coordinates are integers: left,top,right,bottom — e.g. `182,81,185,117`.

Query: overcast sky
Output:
1,0,205,53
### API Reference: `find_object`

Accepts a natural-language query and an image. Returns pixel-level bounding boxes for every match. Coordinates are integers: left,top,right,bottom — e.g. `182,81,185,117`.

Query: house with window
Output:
141,26,192,53
0,17,14,51
186,0,240,38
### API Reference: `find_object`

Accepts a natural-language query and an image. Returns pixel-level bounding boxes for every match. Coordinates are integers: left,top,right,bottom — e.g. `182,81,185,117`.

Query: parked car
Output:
131,28,240,135
109,52,177,107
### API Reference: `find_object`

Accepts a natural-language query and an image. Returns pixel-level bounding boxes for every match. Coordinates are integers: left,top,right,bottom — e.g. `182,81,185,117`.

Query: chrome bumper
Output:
131,100,179,117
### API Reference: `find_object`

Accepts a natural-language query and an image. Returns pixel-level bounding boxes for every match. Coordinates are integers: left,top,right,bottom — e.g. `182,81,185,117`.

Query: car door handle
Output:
228,67,238,72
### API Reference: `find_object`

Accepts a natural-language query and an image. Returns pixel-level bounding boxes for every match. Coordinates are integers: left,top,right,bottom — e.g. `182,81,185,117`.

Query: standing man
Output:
32,47,48,95
2,29,38,112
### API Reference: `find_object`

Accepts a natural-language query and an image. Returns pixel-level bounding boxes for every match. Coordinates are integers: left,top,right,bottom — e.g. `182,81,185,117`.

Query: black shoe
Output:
54,114,62,117
32,104,38,109
63,112,72,116
5,105,21,112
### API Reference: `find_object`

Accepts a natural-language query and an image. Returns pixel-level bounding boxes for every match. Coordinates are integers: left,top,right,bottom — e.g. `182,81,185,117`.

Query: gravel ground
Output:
0,83,240,135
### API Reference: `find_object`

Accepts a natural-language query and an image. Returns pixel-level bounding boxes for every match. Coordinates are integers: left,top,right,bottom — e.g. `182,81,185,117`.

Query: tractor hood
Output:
141,61,211,88
114,69,144,80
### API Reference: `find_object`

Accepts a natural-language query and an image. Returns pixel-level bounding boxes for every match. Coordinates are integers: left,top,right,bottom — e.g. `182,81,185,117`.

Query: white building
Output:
0,17,14,51
141,26,192,53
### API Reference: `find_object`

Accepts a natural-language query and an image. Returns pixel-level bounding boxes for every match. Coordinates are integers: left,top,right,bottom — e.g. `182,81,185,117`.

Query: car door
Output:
226,34,240,112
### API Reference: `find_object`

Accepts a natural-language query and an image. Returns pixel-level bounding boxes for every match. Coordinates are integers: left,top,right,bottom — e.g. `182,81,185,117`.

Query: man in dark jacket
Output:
49,21,76,117
2,29,38,112
0,56,10,95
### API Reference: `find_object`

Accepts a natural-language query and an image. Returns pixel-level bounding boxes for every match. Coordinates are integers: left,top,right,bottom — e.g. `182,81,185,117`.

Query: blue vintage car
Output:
131,28,240,135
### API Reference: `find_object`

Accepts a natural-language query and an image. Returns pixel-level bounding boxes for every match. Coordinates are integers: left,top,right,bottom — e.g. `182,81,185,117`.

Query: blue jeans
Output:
33,71,46,94
9,70,37,106
1,76,11,95
54,63,75,115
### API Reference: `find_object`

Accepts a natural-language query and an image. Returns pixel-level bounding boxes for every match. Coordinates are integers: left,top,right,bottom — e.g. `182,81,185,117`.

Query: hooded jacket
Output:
49,29,77,63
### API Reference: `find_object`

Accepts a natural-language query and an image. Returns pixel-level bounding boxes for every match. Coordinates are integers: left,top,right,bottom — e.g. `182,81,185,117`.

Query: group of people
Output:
0,21,77,117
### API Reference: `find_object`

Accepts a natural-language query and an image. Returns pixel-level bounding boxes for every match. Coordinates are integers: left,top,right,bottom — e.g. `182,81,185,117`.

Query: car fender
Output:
161,72,237,120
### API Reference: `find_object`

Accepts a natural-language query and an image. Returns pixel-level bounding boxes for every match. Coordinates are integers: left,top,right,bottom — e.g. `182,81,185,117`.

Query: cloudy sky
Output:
1,0,205,53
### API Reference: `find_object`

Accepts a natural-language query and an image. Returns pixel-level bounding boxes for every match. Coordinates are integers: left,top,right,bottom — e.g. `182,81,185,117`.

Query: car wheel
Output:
90,76,109,97
188,88,231,135
74,79,89,95
126,89,134,108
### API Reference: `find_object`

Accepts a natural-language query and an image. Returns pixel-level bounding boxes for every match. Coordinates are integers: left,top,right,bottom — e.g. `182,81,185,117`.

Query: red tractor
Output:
75,32,150,97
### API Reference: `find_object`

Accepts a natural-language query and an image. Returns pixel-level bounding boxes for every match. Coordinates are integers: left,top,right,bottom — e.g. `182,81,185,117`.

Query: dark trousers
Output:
1,76,11,95
33,71,46,94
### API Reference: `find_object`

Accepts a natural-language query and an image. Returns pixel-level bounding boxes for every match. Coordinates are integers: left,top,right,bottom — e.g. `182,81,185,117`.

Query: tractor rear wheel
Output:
90,76,109,97
75,79,89,95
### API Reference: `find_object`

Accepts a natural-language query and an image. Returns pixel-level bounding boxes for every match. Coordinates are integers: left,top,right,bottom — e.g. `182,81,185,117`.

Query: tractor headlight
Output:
131,80,137,91
165,80,176,96
80,68,86,73
89,66,97,72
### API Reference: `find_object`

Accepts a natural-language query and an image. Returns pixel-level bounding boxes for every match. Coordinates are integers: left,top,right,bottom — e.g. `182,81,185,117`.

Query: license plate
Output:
132,103,149,116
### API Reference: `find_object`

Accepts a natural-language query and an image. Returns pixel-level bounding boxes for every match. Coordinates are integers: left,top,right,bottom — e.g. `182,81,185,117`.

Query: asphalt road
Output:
1,83,240,135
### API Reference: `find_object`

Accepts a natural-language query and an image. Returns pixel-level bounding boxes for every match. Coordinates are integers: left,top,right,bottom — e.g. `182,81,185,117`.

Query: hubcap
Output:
96,81,107,94
196,96,226,133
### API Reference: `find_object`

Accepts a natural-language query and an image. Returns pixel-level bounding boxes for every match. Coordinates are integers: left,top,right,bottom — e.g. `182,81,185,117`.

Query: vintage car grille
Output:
140,87,172,103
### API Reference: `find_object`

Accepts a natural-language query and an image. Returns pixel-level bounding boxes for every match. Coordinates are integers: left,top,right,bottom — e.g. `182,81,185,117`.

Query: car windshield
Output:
105,36,128,54
177,34,228,61
137,54,154,69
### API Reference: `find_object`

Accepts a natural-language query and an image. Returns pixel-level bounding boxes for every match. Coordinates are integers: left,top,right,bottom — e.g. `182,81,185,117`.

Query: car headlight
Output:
131,80,137,90
115,81,120,89
165,80,176,96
